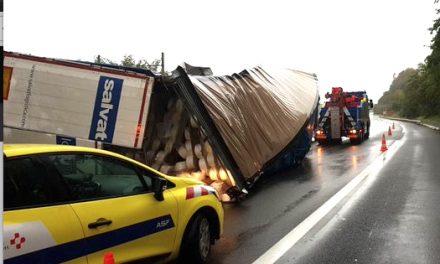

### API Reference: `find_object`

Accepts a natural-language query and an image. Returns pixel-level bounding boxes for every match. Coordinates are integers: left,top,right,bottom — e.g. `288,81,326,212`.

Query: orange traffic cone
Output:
381,133,388,152
104,252,115,264
392,122,395,130
388,126,392,136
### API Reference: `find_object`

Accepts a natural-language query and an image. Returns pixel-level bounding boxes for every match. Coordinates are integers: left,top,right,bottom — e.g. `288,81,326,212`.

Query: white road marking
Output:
252,131,405,264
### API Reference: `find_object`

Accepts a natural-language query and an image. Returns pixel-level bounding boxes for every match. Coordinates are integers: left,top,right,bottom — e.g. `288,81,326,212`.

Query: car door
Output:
3,156,87,264
47,153,179,264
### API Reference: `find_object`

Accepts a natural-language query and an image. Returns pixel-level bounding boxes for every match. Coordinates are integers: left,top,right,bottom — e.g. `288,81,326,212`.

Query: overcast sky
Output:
4,0,438,101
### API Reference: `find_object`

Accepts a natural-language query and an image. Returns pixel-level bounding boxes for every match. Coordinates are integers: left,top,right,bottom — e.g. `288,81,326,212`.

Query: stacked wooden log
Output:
145,98,235,202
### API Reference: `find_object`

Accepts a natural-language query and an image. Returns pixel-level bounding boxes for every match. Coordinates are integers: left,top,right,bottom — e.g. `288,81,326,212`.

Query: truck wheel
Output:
350,138,360,145
332,138,342,144
180,213,211,264
365,124,370,139
350,134,363,145
317,140,327,145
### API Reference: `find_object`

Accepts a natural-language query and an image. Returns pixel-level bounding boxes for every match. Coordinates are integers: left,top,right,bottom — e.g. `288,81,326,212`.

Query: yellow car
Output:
3,144,224,264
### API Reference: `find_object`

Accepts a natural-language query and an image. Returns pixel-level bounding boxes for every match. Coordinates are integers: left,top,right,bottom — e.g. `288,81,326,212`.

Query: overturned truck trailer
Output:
167,66,319,198
3,51,319,201
3,51,155,149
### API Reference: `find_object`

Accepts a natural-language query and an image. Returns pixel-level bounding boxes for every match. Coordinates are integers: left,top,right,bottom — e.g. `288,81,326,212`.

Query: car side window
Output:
139,170,153,190
5,158,58,210
49,154,149,201
138,168,175,190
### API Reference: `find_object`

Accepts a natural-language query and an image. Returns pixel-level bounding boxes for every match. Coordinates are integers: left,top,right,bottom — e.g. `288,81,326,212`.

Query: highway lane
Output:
277,121,440,264
206,115,408,264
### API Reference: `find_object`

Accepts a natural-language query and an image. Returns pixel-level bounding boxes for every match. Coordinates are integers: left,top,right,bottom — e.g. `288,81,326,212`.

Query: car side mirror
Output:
152,177,167,201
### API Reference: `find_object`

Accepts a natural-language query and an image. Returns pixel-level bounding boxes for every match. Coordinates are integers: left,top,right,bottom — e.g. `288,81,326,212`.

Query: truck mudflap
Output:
172,66,319,194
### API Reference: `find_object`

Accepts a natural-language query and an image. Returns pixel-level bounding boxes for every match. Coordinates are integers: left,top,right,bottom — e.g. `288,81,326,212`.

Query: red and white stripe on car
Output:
186,186,216,200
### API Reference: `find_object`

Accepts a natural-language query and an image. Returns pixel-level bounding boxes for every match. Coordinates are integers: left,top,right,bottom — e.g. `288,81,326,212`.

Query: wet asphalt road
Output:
208,115,440,264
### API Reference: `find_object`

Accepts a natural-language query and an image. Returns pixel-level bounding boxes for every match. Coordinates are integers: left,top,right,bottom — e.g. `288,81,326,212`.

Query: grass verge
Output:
418,115,440,128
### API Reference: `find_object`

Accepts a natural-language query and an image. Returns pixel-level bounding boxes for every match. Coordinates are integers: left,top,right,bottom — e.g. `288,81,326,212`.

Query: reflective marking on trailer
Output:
3,66,13,100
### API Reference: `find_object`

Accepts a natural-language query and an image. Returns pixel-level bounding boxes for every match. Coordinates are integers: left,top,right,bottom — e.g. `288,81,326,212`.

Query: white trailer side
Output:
3,52,154,148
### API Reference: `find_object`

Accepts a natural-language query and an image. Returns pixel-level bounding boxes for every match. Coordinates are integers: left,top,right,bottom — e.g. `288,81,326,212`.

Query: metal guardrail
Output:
379,115,440,131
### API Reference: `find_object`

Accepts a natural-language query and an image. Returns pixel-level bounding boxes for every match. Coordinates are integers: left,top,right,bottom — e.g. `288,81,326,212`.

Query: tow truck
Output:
316,87,371,145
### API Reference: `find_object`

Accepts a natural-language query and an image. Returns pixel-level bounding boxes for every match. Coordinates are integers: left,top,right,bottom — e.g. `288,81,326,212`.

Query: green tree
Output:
94,54,163,73
424,6,440,116
377,1,440,117
120,55,162,72
376,68,417,115
94,55,117,65
400,66,425,118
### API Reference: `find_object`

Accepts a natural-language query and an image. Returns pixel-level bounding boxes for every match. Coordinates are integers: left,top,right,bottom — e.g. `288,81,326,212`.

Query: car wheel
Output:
180,213,211,264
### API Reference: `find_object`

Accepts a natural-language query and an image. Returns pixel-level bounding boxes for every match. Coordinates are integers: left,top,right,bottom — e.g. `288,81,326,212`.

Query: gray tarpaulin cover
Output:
188,67,319,179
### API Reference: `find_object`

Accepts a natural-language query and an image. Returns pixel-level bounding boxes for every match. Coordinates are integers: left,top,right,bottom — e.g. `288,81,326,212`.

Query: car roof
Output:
3,144,121,158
